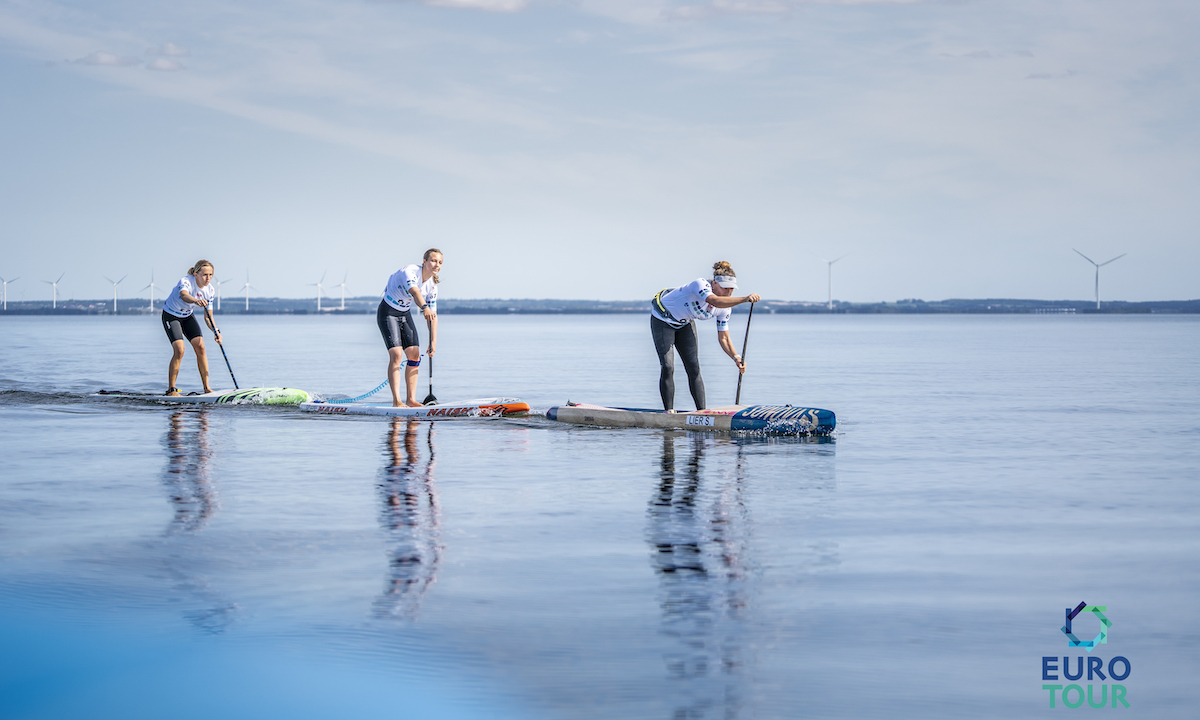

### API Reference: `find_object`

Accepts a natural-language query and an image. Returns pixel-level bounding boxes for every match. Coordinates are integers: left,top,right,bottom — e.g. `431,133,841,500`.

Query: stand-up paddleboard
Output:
93,388,311,405
300,397,530,418
546,402,835,435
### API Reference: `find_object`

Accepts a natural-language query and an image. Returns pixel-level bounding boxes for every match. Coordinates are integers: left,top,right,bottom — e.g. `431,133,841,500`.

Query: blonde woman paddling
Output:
378,249,442,407
650,261,760,412
162,260,222,396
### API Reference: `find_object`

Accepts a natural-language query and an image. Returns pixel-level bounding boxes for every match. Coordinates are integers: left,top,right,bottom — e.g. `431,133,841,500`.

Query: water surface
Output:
2,314,1198,718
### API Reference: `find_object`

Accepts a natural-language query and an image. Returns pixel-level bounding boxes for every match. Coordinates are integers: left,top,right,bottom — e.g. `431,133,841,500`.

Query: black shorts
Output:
163,311,203,344
377,300,419,350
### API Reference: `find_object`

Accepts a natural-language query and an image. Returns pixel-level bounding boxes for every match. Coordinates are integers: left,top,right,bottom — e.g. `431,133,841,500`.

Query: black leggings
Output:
162,311,203,344
377,300,419,350
651,315,705,411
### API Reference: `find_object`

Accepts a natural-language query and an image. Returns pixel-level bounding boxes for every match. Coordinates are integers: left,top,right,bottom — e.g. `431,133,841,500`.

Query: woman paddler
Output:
378,249,442,407
162,260,222,396
650,261,760,412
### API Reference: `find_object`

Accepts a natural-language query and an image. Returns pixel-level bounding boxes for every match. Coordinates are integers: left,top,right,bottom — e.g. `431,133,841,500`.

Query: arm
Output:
180,289,209,308
202,306,223,344
407,286,437,322
427,313,437,357
705,293,761,309
717,330,745,374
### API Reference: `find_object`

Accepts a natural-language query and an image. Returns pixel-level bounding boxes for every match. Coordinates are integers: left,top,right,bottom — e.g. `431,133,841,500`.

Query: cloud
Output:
385,0,532,12
660,0,925,20
662,1,791,20
71,51,140,67
147,41,189,57
1026,70,1078,80
146,58,184,71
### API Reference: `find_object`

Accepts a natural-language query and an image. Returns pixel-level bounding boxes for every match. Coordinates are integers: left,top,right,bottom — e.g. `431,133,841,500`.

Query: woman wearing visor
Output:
649,261,760,412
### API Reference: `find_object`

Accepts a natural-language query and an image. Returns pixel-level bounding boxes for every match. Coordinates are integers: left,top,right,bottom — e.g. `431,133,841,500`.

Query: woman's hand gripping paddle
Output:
205,306,239,389
734,302,755,406
422,320,438,405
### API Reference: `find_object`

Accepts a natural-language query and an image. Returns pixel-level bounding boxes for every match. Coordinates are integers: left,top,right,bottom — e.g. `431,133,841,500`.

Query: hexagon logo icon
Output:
1061,601,1111,653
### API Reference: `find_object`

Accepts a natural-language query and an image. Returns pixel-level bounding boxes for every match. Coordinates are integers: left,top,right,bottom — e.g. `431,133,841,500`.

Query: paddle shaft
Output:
205,307,239,389
734,302,755,405
422,319,438,405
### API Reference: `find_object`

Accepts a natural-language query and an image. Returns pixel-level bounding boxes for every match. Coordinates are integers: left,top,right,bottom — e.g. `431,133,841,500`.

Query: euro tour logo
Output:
1042,602,1131,708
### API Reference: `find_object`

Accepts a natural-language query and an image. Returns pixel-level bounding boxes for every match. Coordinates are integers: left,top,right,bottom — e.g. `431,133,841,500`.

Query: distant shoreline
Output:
2,297,1198,315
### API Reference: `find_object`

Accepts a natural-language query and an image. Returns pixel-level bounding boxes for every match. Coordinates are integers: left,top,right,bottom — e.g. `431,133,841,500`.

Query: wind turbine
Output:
104,274,127,314
43,273,64,309
310,271,327,312
142,271,159,311
336,272,348,311
213,277,230,313
822,254,849,311
0,275,17,311
1073,249,1127,310
240,272,257,311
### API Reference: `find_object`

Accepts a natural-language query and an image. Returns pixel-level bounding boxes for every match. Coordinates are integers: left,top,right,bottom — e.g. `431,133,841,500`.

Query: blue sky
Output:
1,0,1196,302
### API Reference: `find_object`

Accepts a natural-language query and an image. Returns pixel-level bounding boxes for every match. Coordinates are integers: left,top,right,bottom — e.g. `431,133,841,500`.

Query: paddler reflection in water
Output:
162,260,222,396
378,248,441,407
650,261,760,412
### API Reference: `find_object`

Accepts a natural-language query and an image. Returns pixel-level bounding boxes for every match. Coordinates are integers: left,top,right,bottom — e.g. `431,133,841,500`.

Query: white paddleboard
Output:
93,388,311,405
300,397,530,418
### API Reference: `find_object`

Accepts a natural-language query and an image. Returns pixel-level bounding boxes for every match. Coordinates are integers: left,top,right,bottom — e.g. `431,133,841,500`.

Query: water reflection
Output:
647,432,753,719
374,418,443,620
159,408,238,633
162,409,217,534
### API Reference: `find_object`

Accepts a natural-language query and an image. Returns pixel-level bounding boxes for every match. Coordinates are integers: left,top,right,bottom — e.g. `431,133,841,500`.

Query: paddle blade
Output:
422,353,436,405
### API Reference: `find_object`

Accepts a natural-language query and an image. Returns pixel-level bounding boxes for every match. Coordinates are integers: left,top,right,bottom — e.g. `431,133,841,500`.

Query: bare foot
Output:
406,400,424,408
166,388,181,397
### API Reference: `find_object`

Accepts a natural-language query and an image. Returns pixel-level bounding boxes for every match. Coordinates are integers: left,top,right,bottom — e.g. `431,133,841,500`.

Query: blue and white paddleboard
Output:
545,402,835,435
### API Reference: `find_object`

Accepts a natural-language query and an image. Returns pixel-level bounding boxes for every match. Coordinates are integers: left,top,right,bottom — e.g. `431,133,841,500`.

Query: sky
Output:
0,0,1197,302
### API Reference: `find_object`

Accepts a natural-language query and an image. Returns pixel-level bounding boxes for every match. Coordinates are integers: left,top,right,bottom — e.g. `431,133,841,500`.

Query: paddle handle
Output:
734,302,755,405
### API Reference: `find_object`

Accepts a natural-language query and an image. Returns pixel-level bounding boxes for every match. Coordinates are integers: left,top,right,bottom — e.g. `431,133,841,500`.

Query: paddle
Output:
205,306,239,389
422,320,438,405
734,301,755,405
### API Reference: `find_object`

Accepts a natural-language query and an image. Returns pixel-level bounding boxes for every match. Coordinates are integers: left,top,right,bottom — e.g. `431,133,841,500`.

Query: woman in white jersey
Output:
650,261,760,412
161,260,222,396
377,249,442,407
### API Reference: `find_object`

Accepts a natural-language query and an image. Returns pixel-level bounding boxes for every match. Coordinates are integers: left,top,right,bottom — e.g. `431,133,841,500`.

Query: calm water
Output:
1,313,1198,719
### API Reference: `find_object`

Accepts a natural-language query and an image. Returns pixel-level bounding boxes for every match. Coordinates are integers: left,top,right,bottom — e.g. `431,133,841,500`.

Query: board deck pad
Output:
545,402,835,435
93,388,311,405
300,397,530,418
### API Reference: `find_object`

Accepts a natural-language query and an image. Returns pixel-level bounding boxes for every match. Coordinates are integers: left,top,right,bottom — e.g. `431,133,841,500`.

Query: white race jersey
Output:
650,278,731,331
163,275,216,318
382,264,438,313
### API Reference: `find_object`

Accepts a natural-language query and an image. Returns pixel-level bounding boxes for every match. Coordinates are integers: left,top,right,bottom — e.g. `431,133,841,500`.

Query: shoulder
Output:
688,278,712,296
